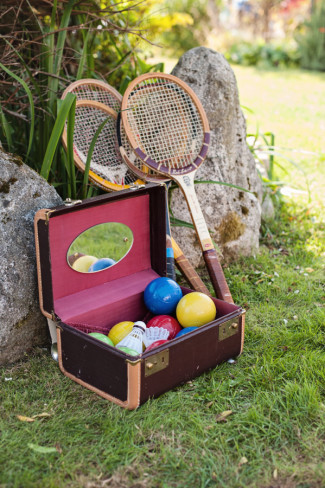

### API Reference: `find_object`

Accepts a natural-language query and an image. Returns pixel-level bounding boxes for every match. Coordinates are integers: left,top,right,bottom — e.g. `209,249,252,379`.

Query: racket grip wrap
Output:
166,256,177,282
203,250,233,303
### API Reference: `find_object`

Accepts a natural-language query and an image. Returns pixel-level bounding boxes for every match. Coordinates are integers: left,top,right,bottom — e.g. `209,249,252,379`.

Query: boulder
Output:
171,47,263,266
0,149,62,365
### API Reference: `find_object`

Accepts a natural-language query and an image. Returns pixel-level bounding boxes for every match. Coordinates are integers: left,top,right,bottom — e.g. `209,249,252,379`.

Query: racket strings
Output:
70,83,121,111
119,120,161,178
73,105,139,186
126,78,204,169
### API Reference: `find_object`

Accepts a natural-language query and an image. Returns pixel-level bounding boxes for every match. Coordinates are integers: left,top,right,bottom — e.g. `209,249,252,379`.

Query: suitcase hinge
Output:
129,184,146,191
45,210,54,224
145,349,169,376
64,198,82,206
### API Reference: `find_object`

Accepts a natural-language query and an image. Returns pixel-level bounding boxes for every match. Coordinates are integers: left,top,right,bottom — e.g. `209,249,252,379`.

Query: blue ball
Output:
88,258,116,272
144,277,183,315
175,326,198,338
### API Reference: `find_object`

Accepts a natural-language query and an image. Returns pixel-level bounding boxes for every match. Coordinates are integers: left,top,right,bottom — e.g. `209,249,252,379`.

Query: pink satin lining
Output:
49,194,151,308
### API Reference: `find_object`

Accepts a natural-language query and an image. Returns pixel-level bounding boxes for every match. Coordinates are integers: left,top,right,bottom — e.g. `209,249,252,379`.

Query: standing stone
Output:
0,149,62,365
171,47,263,266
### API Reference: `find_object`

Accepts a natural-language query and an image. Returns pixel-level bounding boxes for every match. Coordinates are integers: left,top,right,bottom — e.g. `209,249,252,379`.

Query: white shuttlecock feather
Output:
116,321,146,354
143,327,169,348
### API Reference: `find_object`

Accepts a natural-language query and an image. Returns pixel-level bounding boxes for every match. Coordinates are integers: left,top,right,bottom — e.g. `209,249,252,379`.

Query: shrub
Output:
225,40,301,68
295,1,325,71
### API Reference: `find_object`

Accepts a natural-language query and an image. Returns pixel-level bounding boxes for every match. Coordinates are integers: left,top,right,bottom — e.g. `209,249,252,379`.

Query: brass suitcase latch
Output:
145,349,169,376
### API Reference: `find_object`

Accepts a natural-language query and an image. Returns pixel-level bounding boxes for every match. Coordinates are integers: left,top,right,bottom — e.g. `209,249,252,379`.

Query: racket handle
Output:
166,236,177,281
166,255,177,281
171,237,211,296
203,249,233,303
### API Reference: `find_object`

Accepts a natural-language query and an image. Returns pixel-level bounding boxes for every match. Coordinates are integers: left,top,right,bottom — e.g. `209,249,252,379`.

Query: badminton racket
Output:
117,110,211,293
121,73,233,303
61,81,209,293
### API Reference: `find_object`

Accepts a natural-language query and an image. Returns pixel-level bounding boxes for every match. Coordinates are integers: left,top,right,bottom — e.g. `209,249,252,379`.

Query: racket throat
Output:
173,173,214,252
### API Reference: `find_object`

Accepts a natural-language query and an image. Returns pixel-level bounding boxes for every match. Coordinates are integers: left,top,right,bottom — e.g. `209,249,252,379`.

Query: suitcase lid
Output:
34,183,167,323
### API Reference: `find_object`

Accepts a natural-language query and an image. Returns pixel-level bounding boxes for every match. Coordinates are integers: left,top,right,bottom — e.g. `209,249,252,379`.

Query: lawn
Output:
1,66,325,488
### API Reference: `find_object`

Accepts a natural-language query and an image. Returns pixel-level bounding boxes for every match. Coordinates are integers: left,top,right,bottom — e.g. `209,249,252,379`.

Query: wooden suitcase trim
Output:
239,313,245,356
56,329,141,410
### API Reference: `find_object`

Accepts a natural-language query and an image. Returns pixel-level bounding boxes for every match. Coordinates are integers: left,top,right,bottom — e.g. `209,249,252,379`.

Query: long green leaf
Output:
40,93,76,180
66,96,77,198
0,63,34,159
76,29,90,80
0,104,13,151
82,116,111,199
48,0,75,113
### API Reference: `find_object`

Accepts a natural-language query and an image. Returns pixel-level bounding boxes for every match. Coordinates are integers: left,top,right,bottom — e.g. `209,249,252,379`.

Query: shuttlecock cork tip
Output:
133,321,146,331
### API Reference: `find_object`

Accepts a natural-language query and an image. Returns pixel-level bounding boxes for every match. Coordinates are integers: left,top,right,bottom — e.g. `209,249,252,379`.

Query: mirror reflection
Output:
67,223,133,273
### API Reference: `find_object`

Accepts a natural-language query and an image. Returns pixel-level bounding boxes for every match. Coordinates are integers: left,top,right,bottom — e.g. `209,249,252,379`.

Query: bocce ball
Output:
72,255,97,273
88,332,114,347
146,315,181,340
117,346,139,356
176,292,217,328
144,277,182,315
108,321,134,345
175,326,198,338
145,340,169,352
88,257,116,272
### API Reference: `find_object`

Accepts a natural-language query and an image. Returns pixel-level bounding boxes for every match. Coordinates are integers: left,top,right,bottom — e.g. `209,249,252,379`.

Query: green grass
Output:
232,66,325,201
1,66,325,488
1,201,324,488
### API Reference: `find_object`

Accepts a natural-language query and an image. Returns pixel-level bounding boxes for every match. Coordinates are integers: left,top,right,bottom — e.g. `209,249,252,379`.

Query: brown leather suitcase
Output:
34,183,245,409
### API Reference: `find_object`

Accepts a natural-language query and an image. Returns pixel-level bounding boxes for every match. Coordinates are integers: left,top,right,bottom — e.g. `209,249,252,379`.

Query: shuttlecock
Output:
116,321,146,354
143,327,169,348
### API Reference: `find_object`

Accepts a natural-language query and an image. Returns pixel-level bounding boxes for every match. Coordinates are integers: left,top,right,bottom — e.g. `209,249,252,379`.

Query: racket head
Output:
121,73,210,177
116,112,169,184
62,100,144,191
61,78,122,111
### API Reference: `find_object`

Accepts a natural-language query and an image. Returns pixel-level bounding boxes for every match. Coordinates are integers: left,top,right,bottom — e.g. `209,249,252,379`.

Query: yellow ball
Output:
108,321,134,345
176,292,216,327
72,255,97,273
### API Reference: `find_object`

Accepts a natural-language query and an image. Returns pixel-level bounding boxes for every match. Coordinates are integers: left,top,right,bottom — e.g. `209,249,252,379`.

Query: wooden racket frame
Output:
61,78,122,105
121,73,233,303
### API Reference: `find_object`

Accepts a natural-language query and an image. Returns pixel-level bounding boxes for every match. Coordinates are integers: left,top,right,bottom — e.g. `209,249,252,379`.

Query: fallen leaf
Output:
215,410,233,422
55,443,63,454
28,443,58,454
17,415,35,422
238,456,248,467
255,279,265,284
4,377,13,381
294,290,300,294
273,469,278,480
32,412,51,419
293,315,298,320
206,401,213,408
305,268,314,273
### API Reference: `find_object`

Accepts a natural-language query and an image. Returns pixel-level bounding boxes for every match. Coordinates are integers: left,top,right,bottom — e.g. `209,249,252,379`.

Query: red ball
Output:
146,315,181,339
146,340,169,352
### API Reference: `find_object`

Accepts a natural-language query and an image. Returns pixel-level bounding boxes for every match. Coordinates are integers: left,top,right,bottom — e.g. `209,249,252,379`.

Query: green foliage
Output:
0,0,165,199
225,40,301,68
154,0,211,57
295,1,325,71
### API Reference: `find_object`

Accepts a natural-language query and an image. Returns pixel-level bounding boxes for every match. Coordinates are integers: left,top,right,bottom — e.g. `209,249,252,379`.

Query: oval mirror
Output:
67,223,133,273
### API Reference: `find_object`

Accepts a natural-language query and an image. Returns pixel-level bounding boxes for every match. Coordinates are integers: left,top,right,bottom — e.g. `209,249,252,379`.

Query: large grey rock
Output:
0,149,62,365
171,47,263,266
